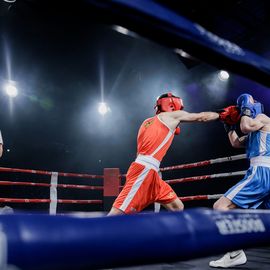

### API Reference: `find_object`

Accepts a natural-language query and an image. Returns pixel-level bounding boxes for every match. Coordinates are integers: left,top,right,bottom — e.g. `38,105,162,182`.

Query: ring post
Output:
103,168,120,212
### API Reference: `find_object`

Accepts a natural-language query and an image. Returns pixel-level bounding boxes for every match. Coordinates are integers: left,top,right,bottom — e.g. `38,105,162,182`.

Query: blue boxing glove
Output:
237,93,264,118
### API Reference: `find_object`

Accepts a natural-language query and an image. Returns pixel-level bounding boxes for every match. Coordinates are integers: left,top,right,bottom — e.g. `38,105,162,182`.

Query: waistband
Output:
135,154,160,171
250,156,270,168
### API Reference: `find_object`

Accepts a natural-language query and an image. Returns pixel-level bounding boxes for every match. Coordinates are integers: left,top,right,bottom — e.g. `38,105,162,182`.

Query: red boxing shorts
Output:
113,162,177,214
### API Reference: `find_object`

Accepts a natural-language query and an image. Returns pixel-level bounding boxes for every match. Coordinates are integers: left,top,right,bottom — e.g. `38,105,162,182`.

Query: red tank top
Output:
137,115,175,162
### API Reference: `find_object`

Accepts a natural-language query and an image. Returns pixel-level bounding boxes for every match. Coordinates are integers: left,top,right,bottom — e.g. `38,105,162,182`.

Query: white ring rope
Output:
165,170,246,184
161,154,246,171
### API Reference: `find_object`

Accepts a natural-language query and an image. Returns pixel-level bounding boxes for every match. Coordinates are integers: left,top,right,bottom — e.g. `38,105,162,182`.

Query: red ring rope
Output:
120,170,246,188
0,195,221,204
120,154,247,177
0,198,103,204
0,180,103,190
0,167,103,179
180,194,222,201
165,170,246,184
160,154,246,172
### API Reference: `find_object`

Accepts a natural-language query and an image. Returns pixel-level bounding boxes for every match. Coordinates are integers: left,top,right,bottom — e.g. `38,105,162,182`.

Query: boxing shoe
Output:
209,250,247,268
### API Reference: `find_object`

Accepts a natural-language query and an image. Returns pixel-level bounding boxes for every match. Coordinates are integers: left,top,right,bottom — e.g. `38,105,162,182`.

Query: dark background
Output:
0,0,269,212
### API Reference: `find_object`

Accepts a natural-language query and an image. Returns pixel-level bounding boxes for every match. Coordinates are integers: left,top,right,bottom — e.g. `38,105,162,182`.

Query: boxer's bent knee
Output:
213,196,237,210
163,198,184,211
107,206,125,216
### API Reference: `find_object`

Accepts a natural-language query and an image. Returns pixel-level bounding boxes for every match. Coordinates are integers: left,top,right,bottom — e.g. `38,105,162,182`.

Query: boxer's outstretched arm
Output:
159,111,219,131
173,111,219,123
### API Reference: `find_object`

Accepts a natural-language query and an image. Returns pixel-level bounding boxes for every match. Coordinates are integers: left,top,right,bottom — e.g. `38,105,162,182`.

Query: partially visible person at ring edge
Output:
108,92,223,216
0,131,12,214
0,130,3,158
209,93,270,268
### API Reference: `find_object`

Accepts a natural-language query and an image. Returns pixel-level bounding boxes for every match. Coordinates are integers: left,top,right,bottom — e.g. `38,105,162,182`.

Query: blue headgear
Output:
237,93,264,118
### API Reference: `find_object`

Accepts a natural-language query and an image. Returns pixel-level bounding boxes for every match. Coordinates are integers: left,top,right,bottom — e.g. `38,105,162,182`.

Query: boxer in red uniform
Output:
108,93,231,215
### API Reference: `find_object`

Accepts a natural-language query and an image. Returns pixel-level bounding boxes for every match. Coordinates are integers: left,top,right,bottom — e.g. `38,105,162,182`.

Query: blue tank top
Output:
246,130,270,159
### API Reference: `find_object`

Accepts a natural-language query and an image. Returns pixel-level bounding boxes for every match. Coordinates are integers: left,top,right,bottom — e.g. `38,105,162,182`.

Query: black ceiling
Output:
157,0,270,55
1,0,270,55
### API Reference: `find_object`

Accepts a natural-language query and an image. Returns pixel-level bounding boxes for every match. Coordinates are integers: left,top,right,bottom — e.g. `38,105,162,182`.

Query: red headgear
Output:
155,92,184,114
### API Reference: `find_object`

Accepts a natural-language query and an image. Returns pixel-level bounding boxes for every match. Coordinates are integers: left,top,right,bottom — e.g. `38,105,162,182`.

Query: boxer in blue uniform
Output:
210,93,270,268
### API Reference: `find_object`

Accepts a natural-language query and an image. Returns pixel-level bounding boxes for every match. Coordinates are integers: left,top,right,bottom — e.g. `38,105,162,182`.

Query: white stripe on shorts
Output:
226,166,257,200
119,167,149,212
259,132,267,154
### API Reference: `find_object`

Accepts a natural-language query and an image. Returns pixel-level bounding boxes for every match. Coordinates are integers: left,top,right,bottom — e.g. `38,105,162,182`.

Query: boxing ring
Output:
0,153,247,214
0,153,270,269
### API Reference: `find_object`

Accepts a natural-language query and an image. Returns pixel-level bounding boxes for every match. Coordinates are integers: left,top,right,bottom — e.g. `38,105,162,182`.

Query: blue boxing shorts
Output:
225,163,270,209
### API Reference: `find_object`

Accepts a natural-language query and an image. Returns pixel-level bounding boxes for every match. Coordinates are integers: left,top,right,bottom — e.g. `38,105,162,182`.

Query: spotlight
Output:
174,48,192,59
113,25,130,35
98,102,109,115
112,25,139,38
218,70,230,81
4,82,18,97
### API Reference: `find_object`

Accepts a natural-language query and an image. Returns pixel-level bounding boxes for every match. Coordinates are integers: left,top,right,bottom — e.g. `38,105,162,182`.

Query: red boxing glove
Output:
174,127,180,135
218,105,241,125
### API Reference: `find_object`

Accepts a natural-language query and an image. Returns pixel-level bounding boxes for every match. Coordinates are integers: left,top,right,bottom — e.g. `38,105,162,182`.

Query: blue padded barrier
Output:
1,208,270,269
